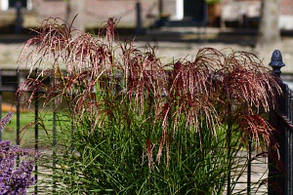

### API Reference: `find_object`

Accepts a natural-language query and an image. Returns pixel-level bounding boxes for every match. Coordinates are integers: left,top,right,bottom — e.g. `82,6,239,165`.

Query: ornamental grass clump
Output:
0,113,35,195
18,17,282,194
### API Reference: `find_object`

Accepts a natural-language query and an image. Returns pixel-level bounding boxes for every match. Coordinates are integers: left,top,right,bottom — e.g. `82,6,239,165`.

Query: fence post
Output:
247,138,252,194
16,71,20,147
34,68,39,194
15,1,23,34
0,69,2,141
52,75,57,192
287,89,293,195
268,50,289,195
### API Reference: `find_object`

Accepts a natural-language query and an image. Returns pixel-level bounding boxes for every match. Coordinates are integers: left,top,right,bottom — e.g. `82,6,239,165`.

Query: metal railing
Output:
0,69,54,195
268,50,293,195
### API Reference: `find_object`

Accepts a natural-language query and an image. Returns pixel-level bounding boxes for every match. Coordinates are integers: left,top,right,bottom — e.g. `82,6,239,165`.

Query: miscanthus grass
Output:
17,17,282,194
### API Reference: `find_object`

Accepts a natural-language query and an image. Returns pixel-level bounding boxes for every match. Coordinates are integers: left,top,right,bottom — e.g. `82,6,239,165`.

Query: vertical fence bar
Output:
227,133,231,195
285,86,289,195
247,138,252,194
288,90,292,195
70,108,75,190
226,103,232,195
268,50,286,195
290,131,292,195
16,71,21,167
34,69,39,194
71,93,75,152
16,71,20,146
52,77,57,192
0,69,2,141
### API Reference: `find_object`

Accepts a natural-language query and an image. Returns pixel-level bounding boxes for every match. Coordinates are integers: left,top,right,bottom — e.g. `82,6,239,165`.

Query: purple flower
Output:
0,113,35,195
0,141,35,195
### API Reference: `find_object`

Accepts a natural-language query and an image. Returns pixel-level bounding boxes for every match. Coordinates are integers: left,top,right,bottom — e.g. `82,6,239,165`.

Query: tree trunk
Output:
257,0,280,48
66,0,85,32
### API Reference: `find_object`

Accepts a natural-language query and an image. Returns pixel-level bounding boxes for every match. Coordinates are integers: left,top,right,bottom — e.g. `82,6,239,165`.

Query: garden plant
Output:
18,17,282,194
0,112,35,195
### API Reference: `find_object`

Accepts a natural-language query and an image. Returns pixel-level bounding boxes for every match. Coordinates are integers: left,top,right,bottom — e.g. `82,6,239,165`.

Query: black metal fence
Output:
268,50,293,195
0,69,57,194
0,50,292,194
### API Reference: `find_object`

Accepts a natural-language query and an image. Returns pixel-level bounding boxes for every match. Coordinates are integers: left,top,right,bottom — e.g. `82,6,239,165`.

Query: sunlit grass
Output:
2,111,55,148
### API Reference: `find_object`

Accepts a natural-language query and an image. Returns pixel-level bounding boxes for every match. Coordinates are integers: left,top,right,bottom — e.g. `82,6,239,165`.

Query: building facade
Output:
0,0,293,30
161,0,206,21
0,0,158,28
221,0,293,30
162,0,293,30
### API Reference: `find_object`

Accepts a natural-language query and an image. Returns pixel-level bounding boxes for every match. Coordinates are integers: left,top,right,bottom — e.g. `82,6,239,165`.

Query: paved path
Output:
230,152,268,194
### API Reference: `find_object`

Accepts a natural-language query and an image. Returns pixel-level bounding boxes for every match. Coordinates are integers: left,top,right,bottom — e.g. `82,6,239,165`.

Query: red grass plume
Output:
17,17,283,168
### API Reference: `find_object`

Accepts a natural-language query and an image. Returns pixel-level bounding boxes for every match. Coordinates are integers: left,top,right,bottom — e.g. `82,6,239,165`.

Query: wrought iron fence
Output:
0,69,54,194
268,50,293,195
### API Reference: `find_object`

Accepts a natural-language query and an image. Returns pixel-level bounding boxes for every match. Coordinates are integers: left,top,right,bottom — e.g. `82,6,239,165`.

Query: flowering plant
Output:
17,17,282,193
0,112,35,195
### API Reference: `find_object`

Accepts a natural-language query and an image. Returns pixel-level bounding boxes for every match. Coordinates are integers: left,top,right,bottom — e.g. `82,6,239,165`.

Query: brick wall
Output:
34,0,66,18
2,0,292,28
280,0,293,15
33,0,158,27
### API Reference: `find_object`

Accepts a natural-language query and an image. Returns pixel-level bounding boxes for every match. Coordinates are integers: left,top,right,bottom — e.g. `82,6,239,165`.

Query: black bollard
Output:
15,1,23,34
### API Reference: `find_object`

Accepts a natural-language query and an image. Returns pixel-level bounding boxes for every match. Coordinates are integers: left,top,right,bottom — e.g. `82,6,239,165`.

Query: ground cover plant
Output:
18,17,282,194
0,112,35,194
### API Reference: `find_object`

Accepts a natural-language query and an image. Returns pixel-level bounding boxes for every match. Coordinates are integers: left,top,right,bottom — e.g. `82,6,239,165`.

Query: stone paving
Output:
31,149,267,194
229,152,268,195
